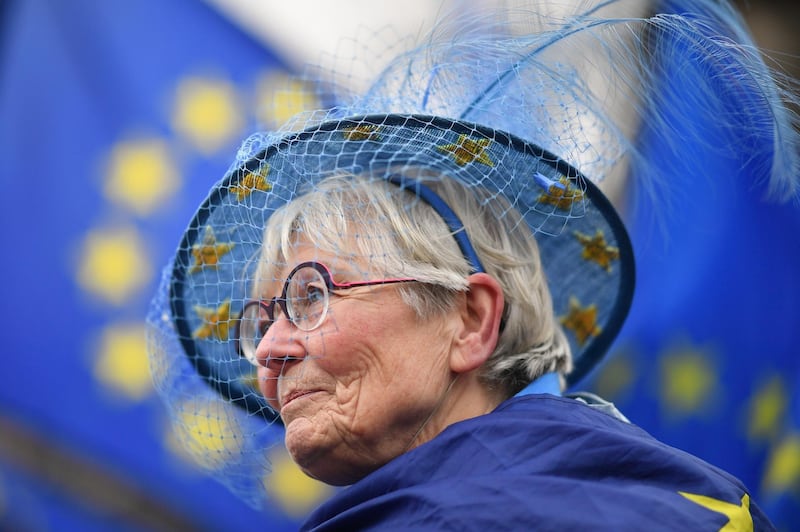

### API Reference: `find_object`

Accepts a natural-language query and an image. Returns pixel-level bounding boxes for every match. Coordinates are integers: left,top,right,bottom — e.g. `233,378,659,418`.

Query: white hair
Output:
256,169,571,396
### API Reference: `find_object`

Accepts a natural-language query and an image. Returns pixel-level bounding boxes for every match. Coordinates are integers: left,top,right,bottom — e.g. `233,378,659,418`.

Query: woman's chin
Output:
284,427,373,486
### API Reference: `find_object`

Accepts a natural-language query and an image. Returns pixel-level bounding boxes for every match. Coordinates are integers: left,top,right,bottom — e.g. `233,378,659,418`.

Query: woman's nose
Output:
254,316,306,373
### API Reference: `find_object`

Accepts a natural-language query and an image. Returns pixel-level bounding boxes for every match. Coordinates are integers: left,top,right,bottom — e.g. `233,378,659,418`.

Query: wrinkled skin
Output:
256,245,504,485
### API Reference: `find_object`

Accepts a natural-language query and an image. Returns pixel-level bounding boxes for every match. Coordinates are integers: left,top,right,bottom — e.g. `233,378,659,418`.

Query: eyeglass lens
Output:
238,264,331,364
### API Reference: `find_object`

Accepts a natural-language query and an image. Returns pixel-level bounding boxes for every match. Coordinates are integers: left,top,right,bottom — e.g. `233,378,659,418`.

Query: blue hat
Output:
164,113,634,419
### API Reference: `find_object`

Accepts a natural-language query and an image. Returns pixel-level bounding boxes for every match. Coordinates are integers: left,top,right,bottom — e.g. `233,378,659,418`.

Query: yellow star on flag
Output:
762,433,800,494
230,163,272,201
104,138,180,216
437,135,494,166
265,448,333,517
659,341,718,418
342,124,382,141
538,176,585,210
93,323,152,401
746,375,787,442
172,76,244,155
679,492,752,532
171,402,243,471
77,226,152,305
575,229,620,272
593,348,636,401
190,227,235,273
560,296,601,346
255,72,321,130
192,299,233,341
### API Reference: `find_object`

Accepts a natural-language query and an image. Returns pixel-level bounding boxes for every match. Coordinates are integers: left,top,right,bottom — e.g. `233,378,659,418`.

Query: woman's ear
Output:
449,273,505,374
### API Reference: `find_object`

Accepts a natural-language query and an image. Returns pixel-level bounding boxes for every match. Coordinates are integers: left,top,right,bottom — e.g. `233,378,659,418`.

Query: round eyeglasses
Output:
236,261,417,366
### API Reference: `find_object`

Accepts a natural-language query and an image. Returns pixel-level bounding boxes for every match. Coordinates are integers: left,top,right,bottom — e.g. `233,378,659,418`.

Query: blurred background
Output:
1,0,798,530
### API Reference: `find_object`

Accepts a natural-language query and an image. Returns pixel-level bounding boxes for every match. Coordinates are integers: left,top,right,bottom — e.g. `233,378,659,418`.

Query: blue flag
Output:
0,0,330,528
303,395,774,530
582,5,800,529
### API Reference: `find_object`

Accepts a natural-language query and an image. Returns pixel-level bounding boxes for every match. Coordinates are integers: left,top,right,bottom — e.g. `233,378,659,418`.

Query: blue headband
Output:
386,174,486,274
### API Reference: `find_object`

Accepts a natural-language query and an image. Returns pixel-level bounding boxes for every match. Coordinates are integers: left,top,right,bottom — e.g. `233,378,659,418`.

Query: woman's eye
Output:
305,284,326,304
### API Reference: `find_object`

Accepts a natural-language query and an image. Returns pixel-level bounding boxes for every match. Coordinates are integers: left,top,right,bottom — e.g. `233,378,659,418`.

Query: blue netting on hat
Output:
146,0,799,509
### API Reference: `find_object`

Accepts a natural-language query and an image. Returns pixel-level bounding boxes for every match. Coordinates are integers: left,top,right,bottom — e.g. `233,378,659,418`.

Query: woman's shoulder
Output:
303,394,772,531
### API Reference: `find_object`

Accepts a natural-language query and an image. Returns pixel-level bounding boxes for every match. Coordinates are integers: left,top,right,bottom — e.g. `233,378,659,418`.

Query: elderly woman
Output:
245,172,569,486
148,0,797,529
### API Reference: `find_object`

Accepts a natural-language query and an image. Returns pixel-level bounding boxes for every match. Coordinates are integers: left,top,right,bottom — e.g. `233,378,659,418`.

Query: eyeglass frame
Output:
235,260,418,365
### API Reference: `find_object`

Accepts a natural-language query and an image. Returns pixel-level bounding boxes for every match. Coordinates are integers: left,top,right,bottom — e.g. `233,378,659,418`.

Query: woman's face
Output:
255,244,460,485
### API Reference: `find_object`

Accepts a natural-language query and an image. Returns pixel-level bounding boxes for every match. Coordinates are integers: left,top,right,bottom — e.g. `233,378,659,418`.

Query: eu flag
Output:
303,395,775,530
0,0,331,528
581,3,800,529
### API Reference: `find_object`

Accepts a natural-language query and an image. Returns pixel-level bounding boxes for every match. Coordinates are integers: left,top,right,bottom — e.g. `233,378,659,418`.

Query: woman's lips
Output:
282,389,319,409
